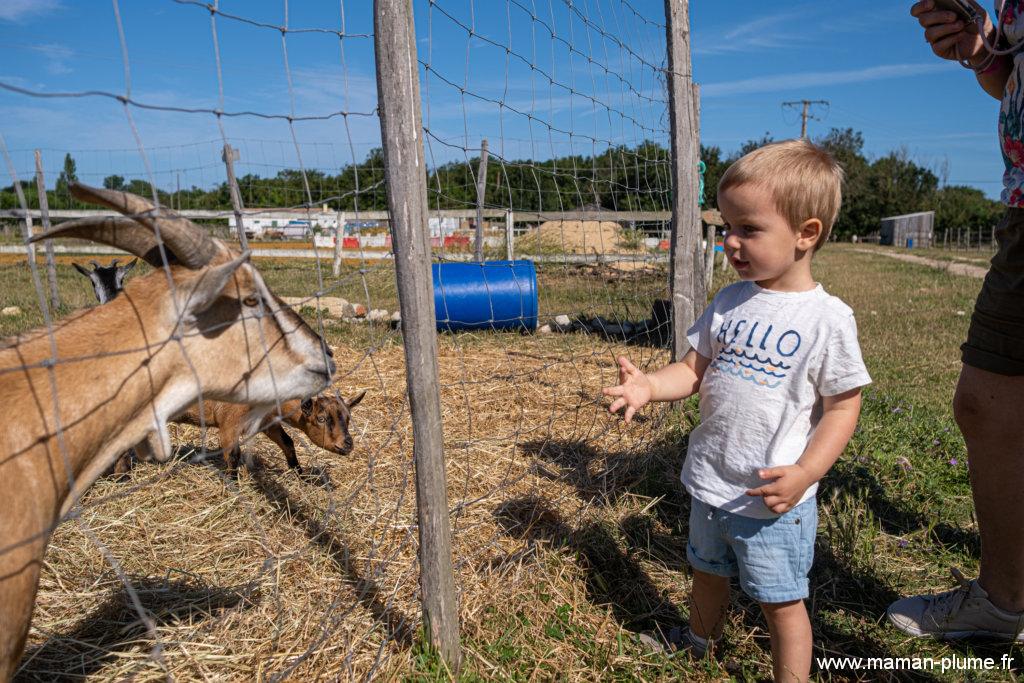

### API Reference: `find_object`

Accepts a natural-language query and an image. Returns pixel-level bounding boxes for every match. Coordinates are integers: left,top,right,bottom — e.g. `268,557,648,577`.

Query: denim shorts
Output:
962,207,1024,375
686,497,817,604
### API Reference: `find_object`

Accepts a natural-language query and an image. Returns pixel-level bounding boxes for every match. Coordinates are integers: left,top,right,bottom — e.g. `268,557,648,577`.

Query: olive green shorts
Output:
962,207,1024,375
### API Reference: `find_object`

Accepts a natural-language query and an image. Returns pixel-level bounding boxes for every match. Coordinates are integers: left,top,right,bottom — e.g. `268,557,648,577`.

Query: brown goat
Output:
73,255,364,477
172,391,365,473
0,183,335,681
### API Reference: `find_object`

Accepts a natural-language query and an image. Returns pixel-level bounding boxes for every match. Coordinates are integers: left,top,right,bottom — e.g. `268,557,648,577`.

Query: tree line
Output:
1,129,1003,239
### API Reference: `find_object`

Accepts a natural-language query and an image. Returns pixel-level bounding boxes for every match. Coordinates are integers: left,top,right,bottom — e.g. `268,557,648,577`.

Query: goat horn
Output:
30,216,170,268
68,182,218,269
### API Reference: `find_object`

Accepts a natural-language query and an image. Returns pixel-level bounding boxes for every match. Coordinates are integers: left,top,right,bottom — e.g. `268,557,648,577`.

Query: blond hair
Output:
718,139,843,250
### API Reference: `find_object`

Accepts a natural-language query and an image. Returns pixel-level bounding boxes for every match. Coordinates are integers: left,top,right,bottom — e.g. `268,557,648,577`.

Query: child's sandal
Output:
667,626,713,658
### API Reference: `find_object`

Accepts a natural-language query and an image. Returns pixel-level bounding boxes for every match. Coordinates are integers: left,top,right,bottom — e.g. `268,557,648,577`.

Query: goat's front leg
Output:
218,421,244,475
218,421,258,475
264,424,301,473
0,539,44,683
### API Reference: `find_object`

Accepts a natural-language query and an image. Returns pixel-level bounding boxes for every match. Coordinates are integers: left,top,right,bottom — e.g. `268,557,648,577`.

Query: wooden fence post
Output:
474,139,489,262
333,211,347,277
704,220,715,292
374,0,461,671
665,0,702,362
33,150,59,311
505,209,514,261
221,143,249,251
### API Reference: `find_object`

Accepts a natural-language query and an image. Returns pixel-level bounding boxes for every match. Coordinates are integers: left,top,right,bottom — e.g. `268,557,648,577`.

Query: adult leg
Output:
954,364,1024,612
761,600,811,683
889,208,1024,639
887,367,1024,639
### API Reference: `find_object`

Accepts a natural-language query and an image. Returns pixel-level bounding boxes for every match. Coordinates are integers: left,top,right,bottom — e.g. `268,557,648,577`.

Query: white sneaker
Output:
887,568,1024,641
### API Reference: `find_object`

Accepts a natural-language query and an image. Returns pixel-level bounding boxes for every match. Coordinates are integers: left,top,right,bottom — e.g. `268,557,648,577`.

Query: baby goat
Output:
174,391,366,473
73,256,362,474
0,182,335,682
72,258,137,304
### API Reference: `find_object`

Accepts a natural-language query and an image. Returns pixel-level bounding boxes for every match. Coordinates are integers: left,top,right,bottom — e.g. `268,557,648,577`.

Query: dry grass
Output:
6,246,1021,681
16,332,676,681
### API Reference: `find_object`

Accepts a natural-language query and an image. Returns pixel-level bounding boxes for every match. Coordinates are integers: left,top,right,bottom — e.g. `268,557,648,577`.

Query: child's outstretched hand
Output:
602,356,652,424
745,465,815,514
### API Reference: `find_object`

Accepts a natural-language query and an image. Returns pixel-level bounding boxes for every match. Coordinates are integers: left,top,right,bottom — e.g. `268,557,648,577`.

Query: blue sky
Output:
0,1,1005,200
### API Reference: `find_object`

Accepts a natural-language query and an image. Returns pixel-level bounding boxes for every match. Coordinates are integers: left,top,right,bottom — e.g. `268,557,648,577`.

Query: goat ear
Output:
123,258,138,272
346,389,366,409
72,262,90,276
181,253,249,319
300,398,314,416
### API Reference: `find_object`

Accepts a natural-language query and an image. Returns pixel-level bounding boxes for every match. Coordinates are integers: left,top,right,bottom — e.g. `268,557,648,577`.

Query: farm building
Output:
880,211,934,248
229,207,340,238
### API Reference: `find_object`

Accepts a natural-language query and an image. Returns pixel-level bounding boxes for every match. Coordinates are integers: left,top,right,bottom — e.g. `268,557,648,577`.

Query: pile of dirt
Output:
521,220,639,254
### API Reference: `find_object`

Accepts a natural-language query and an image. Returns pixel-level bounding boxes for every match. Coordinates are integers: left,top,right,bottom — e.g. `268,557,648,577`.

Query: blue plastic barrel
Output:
432,260,538,331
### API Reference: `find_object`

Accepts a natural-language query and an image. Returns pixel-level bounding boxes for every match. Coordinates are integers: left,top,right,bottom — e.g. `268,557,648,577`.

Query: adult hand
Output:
745,465,815,514
911,0,993,64
602,356,652,424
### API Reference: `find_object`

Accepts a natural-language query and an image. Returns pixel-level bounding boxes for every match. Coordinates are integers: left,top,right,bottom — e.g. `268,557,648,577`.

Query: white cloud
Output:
694,3,901,56
33,43,74,76
701,63,951,98
695,6,811,55
0,0,62,22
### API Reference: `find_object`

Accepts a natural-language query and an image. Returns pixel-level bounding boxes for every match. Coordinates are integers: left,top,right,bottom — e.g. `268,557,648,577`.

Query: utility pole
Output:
782,99,829,138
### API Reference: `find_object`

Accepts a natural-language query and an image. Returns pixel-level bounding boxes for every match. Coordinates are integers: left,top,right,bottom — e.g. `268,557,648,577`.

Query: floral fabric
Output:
998,0,1024,205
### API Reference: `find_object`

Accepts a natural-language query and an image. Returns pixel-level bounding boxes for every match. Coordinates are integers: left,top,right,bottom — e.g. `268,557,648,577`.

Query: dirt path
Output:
852,248,989,279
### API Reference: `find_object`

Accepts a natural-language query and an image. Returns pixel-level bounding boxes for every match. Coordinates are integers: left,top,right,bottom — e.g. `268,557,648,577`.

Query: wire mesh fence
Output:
0,1,705,679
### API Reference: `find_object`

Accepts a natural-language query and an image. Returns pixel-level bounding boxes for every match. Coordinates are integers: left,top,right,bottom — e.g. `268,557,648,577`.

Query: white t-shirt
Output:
684,281,872,519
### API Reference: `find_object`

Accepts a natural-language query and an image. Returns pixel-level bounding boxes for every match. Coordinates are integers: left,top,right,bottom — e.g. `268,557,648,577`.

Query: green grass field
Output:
1,244,1019,681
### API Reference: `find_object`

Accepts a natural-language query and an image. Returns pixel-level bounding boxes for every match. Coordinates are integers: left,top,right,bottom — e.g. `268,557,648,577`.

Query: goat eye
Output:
316,415,326,423
243,295,260,307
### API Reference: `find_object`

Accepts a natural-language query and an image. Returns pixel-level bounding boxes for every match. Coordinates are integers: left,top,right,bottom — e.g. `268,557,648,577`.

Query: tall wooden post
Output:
704,220,715,293
333,211,347,276
474,139,489,262
34,150,60,311
505,209,514,261
221,143,249,251
665,0,702,362
374,0,461,671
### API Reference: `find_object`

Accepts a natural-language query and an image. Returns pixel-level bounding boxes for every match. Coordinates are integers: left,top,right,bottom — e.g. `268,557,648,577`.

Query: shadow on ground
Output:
504,437,946,681
16,575,257,682
248,469,416,655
